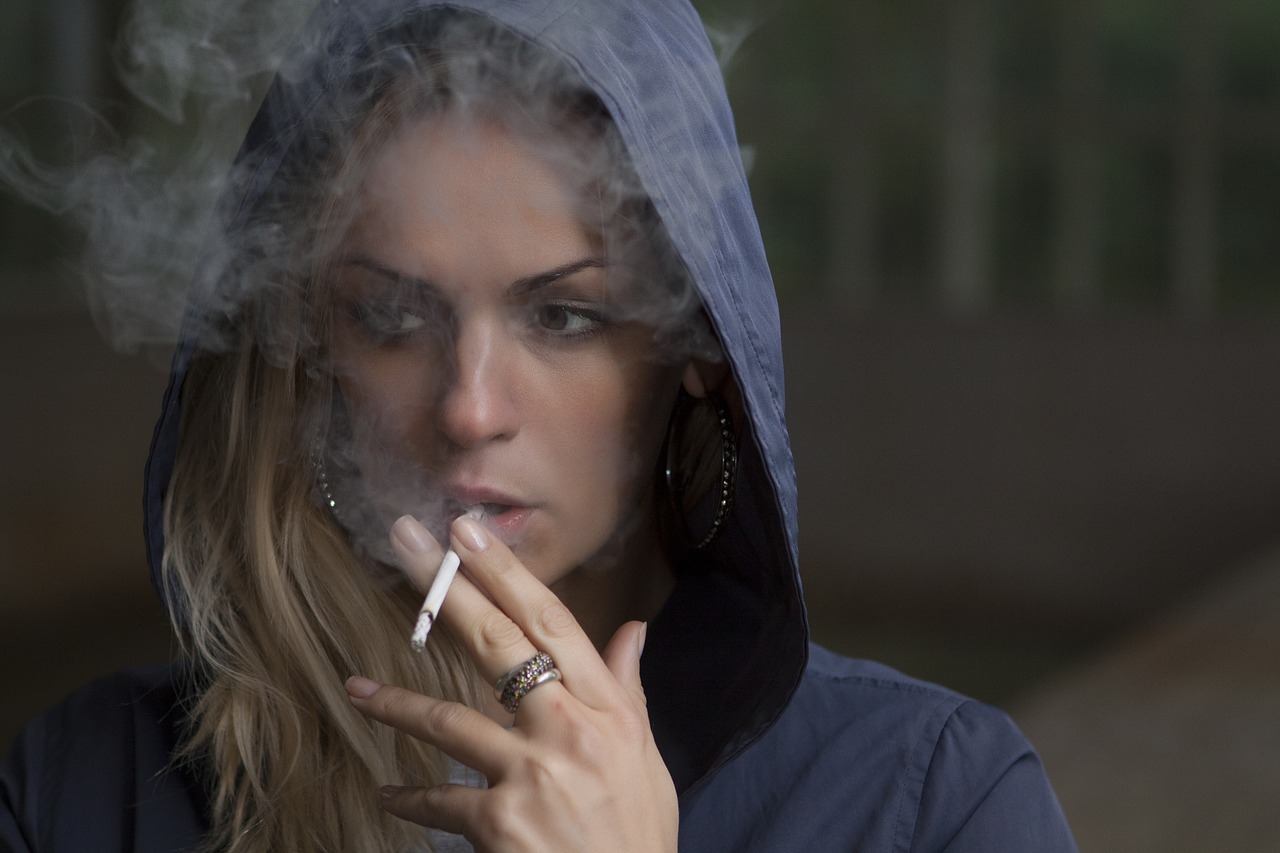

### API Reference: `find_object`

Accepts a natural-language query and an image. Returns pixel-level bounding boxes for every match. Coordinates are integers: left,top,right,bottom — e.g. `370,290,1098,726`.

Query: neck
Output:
556,550,673,653
552,510,675,651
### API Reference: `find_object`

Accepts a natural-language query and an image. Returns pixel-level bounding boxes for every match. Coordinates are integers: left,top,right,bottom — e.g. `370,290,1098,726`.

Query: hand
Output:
344,514,678,852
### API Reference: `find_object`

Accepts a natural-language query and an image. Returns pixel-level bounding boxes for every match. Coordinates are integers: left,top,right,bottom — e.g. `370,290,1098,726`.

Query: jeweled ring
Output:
495,651,561,713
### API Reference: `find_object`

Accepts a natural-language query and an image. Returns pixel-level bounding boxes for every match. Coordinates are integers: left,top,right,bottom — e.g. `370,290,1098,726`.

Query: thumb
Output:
601,620,648,709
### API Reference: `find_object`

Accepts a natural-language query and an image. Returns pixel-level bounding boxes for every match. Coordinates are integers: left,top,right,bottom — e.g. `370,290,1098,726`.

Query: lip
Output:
445,484,535,544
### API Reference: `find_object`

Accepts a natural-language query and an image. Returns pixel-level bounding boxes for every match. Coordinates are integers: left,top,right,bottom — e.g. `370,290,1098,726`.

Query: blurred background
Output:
3,0,1278,848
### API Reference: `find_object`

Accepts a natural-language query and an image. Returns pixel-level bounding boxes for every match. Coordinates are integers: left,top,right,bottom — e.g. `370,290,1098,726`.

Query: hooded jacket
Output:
1,1,1075,850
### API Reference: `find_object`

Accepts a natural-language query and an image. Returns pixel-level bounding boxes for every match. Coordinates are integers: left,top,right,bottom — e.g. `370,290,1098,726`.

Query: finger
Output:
432,569,543,687
346,676,511,778
600,620,648,711
379,783,485,836
390,515,448,595
449,515,622,709
431,573,576,723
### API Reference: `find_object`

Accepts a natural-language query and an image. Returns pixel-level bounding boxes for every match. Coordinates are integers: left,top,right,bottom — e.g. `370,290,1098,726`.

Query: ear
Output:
681,359,730,399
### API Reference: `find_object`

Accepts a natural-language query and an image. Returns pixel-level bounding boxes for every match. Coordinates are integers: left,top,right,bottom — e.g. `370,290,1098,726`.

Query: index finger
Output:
392,517,544,685
447,514,624,711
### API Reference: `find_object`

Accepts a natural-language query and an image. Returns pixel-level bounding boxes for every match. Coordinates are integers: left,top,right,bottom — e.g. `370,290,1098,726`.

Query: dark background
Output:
4,0,1279,848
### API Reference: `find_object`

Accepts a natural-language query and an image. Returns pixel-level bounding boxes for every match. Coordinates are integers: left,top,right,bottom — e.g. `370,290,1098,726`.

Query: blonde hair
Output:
164,325,484,852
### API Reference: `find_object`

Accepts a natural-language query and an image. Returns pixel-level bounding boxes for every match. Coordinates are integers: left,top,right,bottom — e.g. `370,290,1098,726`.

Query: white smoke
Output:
0,0,772,354
2,0,757,560
0,0,317,351
696,0,776,176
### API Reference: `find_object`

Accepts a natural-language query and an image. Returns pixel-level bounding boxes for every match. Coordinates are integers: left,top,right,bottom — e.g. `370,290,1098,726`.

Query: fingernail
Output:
345,675,382,699
379,785,403,800
392,515,434,553
454,516,489,551
638,621,649,657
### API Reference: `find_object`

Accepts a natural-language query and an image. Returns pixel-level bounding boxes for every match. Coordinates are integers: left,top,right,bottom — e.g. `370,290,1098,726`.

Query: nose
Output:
438,316,519,449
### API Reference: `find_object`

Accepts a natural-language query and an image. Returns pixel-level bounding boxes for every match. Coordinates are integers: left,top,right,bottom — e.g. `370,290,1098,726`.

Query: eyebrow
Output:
339,254,439,295
509,256,610,295
338,254,610,296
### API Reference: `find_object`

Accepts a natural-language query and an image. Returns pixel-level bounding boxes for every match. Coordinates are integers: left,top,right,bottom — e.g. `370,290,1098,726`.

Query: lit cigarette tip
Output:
410,611,433,652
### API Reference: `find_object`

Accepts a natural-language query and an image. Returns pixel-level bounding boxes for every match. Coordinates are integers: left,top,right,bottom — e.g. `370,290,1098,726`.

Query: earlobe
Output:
681,359,730,398
681,363,708,398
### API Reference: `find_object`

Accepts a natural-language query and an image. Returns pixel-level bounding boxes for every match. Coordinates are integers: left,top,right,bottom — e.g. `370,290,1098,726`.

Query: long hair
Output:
166,336,482,852
161,10,715,852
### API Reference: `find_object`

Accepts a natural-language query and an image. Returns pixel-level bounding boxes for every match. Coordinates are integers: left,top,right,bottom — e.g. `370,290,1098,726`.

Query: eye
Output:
534,302,604,336
348,301,430,340
390,311,426,332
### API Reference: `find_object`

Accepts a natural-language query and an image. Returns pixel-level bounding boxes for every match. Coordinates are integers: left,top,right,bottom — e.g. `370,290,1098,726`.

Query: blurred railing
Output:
709,0,1280,318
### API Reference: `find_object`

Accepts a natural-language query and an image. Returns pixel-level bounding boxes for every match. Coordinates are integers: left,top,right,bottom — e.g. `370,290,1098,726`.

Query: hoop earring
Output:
312,439,341,517
664,392,738,550
310,433,395,565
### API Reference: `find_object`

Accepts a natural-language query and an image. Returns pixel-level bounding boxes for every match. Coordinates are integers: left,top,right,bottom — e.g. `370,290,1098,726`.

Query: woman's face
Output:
326,113,686,588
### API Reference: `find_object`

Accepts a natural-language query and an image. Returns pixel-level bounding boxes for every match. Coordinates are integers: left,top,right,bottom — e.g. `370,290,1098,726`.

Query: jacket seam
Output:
807,670,949,698
936,749,1034,851
893,695,967,853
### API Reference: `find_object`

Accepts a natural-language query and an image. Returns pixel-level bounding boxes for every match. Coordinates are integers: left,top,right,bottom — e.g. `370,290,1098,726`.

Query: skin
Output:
329,113,709,848
329,114,685,644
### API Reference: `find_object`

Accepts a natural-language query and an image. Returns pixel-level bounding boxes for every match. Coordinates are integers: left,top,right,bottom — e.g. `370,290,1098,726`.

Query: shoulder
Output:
21,663,182,734
677,645,1076,852
5,664,186,785
1,664,207,852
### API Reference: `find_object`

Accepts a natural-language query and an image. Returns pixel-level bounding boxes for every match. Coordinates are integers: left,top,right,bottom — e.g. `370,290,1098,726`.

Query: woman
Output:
0,1,1076,851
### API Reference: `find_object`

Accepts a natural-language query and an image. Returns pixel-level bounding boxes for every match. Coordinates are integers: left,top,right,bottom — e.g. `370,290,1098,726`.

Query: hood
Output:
144,0,806,796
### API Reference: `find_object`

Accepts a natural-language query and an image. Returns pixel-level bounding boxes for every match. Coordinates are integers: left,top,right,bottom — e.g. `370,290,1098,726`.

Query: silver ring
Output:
495,652,560,713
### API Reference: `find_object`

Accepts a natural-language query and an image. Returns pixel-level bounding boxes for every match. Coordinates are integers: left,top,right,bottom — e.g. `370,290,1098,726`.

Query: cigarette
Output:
410,506,484,651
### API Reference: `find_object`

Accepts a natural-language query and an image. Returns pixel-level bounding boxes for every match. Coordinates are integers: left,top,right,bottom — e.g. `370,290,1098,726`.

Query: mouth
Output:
443,489,533,540
474,501,515,517
445,498,520,519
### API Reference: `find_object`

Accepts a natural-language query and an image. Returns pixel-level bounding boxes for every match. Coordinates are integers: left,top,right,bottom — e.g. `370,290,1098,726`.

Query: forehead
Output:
343,116,598,274
340,111,674,276
365,114,588,217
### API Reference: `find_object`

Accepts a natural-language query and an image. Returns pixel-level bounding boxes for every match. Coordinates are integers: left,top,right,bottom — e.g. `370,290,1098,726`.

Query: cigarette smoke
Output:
699,0,778,176
0,0,765,354
297,9,725,557
0,0,317,351
3,0,761,562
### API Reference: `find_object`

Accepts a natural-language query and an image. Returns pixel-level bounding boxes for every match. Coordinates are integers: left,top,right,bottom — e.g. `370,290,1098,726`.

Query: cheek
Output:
555,359,679,501
334,352,439,457
617,353,684,450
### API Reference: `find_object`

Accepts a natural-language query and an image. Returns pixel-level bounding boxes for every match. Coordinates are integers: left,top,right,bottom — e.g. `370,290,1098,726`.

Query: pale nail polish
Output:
455,516,489,551
392,515,433,553
345,675,382,699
